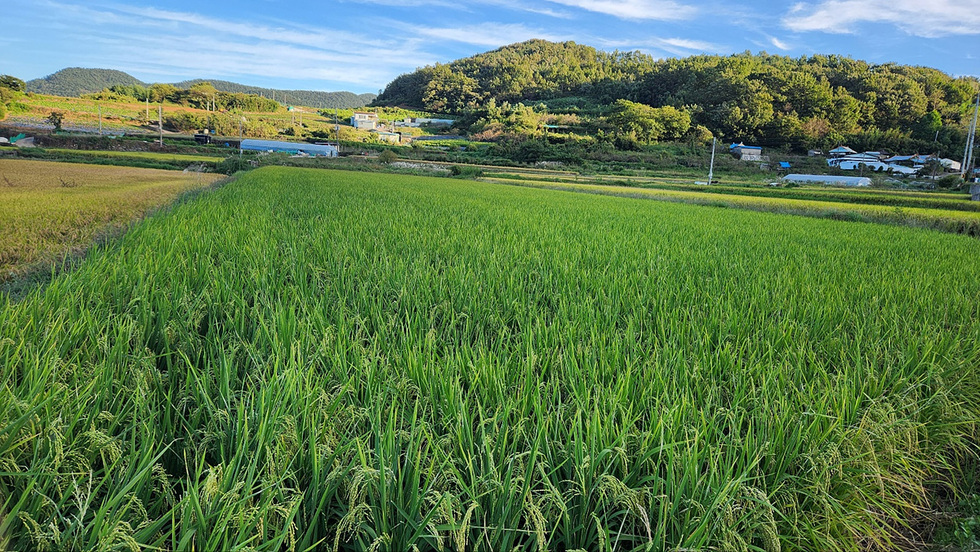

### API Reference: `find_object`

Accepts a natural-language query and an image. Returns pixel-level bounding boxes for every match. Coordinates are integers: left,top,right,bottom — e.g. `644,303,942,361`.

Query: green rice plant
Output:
1,167,979,551
484,176,980,236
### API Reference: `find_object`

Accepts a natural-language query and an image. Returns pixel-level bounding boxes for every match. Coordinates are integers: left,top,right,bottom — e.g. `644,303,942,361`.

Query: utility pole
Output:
145,96,149,122
98,105,102,136
707,138,716,185
158,105,163,147
962,93,979,180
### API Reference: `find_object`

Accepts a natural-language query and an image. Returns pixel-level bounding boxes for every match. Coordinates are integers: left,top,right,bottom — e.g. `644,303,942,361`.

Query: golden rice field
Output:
0,159,222,277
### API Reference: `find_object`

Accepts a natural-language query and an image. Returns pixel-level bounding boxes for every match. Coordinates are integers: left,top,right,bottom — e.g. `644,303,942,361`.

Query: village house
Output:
351,112,379,130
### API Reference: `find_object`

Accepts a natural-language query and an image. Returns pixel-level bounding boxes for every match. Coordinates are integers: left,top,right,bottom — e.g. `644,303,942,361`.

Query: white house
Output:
351,112,379,130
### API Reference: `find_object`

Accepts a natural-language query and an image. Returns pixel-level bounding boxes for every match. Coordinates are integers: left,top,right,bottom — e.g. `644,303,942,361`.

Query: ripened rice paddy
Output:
2,167,978,551
0,159,221,277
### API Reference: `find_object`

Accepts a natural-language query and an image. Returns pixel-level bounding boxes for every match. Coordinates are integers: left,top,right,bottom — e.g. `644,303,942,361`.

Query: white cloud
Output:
598,36,721,56
783,0,980,37
590,37,728,59
546,0,697,21
19,1,437,90
656,37,717,51
769,36,790,50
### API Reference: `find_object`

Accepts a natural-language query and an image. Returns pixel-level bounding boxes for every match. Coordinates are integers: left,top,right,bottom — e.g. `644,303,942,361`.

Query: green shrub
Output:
216,156,254,174
449,164,483,178
378,149,397,164
164,112,206,133
937,174,963,189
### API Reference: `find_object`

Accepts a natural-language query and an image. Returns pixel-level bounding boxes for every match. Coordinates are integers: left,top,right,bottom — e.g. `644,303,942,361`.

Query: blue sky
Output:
4,0,979,94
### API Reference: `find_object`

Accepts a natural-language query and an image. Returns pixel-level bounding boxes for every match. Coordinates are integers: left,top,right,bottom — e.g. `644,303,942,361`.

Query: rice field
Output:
2,167,979,551
484,176,980,236
0,159,222,277
44,148,227,164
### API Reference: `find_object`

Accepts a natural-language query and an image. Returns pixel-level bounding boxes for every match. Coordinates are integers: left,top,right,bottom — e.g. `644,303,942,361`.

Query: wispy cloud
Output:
769,36,790,50
17,1,436,90
783,0,980,37
598,36,722,57
546,0,697,21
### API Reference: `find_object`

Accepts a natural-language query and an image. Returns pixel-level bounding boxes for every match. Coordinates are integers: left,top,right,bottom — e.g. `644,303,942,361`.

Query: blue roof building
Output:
240,139,338,157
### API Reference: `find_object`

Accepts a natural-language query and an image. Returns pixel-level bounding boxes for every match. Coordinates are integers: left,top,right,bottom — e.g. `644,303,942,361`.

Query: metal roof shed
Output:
782,174,872,187
240,139,338,157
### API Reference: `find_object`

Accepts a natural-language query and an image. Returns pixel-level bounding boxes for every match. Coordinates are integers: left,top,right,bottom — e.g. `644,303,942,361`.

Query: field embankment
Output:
0,158,221,280
2,167,979,551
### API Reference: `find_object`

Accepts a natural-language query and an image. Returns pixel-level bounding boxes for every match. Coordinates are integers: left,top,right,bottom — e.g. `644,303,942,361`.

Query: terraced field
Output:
2,167,978,551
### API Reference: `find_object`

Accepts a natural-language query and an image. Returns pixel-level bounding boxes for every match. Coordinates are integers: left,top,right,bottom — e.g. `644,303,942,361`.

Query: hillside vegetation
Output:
375,40,980,154
26,68,375,109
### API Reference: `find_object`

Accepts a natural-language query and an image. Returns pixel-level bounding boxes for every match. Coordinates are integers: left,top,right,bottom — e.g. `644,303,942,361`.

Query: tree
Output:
422,65,483,113
608,99,664,143
47,111,64,131
149,83,179,103
0,75,25,92
607,100,690,143
378,149,397,164
187,82,219,110
654,105,691,140
912,111,942,141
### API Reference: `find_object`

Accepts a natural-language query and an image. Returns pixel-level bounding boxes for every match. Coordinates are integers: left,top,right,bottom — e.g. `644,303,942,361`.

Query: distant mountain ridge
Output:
26,68,376,109
172,79,376,110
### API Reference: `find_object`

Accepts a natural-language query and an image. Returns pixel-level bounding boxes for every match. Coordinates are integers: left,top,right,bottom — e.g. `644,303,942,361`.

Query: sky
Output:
4,0,979,94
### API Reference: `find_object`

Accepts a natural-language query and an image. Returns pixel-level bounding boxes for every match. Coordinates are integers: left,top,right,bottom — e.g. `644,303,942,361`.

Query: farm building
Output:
373,131,401,143
351,112,379,130
828,145,857,157
783,174,872,187
396,117,455,128
729,142,763,161
240,139,338,157
827,152,917,174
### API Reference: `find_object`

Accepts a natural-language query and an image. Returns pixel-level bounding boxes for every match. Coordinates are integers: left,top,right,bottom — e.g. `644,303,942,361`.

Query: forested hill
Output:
26,68,375,109
374,40,980,148
27,68,143,96
375,40,652,110
172,79,376,109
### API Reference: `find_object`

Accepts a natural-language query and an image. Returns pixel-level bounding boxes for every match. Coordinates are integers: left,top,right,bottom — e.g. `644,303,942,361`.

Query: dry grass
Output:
0,159,221,277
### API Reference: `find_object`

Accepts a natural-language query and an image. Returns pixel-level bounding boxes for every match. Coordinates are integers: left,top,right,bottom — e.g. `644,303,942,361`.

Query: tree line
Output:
85,82,281,113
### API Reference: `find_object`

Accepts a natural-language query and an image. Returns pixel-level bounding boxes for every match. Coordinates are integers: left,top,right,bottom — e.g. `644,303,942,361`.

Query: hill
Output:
26,68,143,97
375,40,649,110
26,68,375,109
172,79,375,109
374,40,980,151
